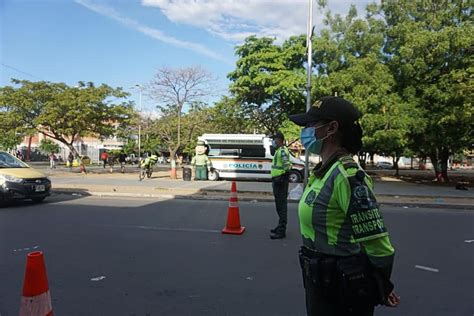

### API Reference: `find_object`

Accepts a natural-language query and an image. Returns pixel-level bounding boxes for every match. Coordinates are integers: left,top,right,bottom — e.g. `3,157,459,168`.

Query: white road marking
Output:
415,265,439,273
91,276,106,281
464,240,474,243
91,224,221,234
13,245,39,253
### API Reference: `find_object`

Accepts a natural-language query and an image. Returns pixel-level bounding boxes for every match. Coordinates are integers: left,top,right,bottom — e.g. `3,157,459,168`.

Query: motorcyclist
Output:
140,153,158,170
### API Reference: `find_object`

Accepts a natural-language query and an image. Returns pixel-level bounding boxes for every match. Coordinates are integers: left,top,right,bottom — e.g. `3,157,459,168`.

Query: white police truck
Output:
198,134,305,183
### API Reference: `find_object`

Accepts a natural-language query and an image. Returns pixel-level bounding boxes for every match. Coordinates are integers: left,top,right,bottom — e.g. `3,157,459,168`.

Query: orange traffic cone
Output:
222,181,245,235
19,251,53,316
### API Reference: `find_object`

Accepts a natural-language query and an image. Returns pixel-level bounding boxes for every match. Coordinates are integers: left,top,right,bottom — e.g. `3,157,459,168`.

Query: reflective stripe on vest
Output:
271,147,291,177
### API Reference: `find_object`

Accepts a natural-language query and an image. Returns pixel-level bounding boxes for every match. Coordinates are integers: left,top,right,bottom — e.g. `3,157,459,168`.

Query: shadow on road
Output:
0,189,91,209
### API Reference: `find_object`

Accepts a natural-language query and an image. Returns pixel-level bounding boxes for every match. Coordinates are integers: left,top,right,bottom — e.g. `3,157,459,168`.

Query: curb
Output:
52,190,473,210
195,189,474,201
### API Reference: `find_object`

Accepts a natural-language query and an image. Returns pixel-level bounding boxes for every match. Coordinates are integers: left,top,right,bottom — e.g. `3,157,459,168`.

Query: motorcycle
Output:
138,155,158,181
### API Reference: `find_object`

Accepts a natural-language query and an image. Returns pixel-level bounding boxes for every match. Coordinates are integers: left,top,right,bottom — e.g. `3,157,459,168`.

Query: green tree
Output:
279,119,301,144
148,66,215,179
145,102,211,164
39,139,60,154
206,96,256,134
382,0,474,181
311,4,423,172
0,80,133,157
228,35,307,133
0,117,23,150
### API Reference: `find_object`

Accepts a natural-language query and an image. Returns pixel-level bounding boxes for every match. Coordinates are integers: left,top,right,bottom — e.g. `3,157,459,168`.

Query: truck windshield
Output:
208,144,265,158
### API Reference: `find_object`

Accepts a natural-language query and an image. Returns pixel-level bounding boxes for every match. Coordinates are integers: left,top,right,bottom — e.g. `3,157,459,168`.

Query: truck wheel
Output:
208,170,219,181
288,171,302,183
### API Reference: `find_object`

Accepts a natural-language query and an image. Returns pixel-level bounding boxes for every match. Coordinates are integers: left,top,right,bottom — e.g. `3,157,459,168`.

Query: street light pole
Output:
135,84,142,160
304,0,313,185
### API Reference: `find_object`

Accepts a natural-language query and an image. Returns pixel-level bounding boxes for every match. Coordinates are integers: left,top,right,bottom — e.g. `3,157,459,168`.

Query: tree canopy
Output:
228,35,307,134
226,1,473,180
0,80,133,156
382,0,473,180
147,66,215,178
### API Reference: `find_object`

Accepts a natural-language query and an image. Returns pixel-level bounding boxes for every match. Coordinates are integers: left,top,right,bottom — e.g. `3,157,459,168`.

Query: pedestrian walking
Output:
77,155,87,174
107,153,115,173
289,96,400,316
101,151,108,168
16,150,24,161
67,152,74,170
49,153,56,169
269,131,292,239
118,150,127,173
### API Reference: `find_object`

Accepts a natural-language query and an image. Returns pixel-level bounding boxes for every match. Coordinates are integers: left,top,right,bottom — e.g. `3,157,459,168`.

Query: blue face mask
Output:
300,124,330,154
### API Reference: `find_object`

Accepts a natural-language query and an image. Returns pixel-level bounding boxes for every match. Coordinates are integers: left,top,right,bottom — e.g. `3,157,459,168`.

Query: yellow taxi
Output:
0,151,51,203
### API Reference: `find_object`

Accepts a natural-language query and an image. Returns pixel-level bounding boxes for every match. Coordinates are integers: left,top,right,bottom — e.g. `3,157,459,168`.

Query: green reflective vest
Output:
298,156,395,268
271,146,292,178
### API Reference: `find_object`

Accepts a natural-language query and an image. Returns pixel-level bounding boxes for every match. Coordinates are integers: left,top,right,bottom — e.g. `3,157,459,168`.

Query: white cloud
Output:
142,0,378,43
74,0,230,63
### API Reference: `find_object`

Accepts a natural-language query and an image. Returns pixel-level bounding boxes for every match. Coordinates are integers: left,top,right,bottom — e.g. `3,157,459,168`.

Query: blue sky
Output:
1,0,376,110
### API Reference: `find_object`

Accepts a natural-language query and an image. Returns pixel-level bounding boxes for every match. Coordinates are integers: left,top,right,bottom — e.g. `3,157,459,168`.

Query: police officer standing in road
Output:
289,96,400,315
270,131,292,239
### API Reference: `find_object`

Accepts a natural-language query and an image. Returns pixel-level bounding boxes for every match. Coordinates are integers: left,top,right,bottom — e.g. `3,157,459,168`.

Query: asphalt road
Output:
0,196,473,316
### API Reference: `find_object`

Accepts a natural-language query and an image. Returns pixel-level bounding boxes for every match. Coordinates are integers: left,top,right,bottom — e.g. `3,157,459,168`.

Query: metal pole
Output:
138,86,142,160
304,0,313,186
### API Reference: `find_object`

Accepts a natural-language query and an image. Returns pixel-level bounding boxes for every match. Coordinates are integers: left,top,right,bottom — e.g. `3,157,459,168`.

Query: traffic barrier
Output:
19,251,53,316
222,181,245,235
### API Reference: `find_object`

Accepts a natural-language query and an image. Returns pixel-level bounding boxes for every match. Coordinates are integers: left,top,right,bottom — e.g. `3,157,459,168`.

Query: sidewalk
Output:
48,170,474,209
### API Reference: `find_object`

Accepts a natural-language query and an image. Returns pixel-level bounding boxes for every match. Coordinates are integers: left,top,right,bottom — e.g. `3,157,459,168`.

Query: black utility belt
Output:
298,247,388,307
299,246,337,259
272,173,289,181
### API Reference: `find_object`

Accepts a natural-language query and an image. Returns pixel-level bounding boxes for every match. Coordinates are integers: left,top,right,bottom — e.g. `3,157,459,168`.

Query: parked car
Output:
0,151,51,203
125,154,140,165
375,161,393,169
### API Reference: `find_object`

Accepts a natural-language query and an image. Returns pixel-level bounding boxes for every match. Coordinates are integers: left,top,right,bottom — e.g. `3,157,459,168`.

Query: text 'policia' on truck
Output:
197,134,305,183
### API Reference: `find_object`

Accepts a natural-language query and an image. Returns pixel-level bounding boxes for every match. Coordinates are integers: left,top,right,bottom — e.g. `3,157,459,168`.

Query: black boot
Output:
270,229,286,239
270,226,279,234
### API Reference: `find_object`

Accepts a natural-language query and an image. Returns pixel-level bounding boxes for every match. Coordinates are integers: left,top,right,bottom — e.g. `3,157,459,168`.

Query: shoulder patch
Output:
346,171,388,241
347,175,377,211
304,190,318,205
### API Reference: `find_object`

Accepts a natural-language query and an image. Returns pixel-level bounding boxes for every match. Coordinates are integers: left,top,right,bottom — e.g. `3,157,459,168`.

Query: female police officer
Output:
289,96,400,316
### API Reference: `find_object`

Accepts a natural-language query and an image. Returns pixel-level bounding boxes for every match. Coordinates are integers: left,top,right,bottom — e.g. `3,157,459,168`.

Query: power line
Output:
1,63,44,80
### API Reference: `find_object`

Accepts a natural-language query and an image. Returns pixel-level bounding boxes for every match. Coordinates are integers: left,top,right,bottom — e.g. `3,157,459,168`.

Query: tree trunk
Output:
170,105,182,180
430,151,449,183
26,136,32,161
439,149,449,182
170,149,177,179
67,143,79,157
393,156,400,176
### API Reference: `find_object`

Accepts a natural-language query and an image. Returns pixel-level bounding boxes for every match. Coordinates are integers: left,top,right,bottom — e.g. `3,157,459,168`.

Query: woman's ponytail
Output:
341,122,363,155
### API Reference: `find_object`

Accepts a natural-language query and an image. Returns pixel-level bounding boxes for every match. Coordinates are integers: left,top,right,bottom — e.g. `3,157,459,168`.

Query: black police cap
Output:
289,96,360,128
271,131,285,141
